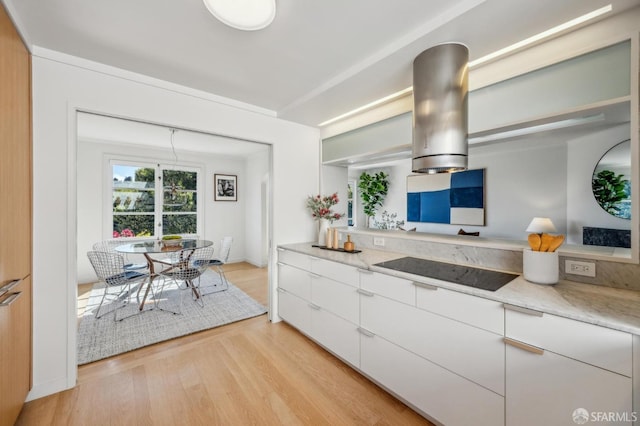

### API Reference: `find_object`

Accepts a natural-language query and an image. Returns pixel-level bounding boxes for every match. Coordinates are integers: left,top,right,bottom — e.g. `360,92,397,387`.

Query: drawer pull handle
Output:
357,269,373,275
308,272,321,279
0,292,22,307
309,256,320,261
503,304,543,317
413,281,438,291
357,327,375,337
0,278,21,297
504,337,544,355
276,262,285,266
277,287,287,294
308,303,321,310
357,289,375,297
277,248,285,252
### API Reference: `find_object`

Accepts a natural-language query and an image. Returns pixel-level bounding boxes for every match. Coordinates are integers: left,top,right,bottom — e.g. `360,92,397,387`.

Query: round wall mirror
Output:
592,140,631,219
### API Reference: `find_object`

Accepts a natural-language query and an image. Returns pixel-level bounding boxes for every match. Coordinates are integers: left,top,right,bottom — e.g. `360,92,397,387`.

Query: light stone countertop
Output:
278,242,640,335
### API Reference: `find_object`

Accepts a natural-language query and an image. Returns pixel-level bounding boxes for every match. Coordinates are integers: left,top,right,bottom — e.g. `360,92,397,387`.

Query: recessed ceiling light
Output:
203,0,276,31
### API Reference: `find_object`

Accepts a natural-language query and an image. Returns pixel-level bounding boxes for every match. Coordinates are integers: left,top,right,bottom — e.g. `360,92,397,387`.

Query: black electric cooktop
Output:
374,256,518,292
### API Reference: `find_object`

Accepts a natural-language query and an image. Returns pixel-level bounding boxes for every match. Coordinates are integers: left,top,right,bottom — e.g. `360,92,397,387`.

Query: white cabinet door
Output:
310,257,359,287
505,341,632,426
278,262,313,300
311,307,360,368
359,270,416,306
362,292,504,395
311,275,359,324
505,307,632,377
277,289,311,335
361,332,504,426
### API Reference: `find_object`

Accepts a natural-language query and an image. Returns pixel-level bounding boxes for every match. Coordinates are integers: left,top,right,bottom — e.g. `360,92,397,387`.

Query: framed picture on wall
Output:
214,174,237,201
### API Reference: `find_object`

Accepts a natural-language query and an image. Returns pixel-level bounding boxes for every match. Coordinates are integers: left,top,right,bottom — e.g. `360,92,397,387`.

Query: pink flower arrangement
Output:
113,228,135,238
306,193,343,223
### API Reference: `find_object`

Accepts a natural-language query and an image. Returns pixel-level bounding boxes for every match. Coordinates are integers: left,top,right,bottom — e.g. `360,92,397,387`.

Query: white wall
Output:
31,50,319,400
245,149,271,266
77,139,262,283
351,125,631,244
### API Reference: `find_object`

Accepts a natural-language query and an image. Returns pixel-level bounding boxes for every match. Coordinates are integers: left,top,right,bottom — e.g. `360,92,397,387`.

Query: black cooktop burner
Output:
374,256,518,292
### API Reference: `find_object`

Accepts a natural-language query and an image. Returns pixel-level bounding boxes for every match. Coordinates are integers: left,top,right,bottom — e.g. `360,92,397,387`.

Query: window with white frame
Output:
347,180,355,226
110,160,201,238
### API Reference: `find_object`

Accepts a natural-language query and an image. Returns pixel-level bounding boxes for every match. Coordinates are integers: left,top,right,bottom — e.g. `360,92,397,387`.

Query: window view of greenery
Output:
347,182,354,226
112,164,198,237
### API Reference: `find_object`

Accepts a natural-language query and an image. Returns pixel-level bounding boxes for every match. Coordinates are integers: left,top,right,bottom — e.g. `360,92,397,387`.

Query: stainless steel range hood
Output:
412,43,469,174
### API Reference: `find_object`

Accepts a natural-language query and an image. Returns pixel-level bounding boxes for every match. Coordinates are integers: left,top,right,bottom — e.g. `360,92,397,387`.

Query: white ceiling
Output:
4,0,640,127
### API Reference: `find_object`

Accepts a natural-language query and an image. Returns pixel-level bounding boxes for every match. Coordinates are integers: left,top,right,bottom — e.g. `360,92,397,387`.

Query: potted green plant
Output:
358,171,389,227
592,169,629,216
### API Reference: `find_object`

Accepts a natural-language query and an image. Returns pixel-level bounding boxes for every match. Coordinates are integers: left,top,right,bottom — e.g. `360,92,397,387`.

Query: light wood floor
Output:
17,262,432,425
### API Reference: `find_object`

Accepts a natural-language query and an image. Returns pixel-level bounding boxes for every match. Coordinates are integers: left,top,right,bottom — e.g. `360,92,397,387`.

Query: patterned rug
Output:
77,269,267,365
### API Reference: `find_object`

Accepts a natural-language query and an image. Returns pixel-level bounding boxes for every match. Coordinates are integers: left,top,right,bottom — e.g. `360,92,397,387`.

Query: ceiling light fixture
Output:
203,0,276,31
318,4,612,127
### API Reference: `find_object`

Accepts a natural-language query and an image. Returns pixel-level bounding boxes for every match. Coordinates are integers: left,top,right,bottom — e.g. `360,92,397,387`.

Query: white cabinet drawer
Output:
361,333,504,426
311,258,359,287
278,263,312,300
362,293,504,395
312,308,359,368
505,342,632,426
505,306,632,377
278,289,311,335
416,285,504,334
359,270,415,306
277,248,311,271
311,275,359,324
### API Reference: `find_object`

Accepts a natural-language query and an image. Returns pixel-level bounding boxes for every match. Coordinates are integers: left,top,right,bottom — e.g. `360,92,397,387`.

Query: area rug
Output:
77,269,267,365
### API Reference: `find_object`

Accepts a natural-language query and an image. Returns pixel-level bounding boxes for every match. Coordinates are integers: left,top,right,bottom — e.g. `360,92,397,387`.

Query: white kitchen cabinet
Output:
360,330,504,426
361,288,504,396
505,306,633,426
416,283,504,335
277,251,360,366
359,270,415,306
277,288,312,335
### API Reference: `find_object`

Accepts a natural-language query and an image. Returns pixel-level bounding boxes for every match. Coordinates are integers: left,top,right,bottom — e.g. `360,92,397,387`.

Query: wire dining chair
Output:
198,236,233,295
154,245,214,314
92,239,148,271
86,250,151,321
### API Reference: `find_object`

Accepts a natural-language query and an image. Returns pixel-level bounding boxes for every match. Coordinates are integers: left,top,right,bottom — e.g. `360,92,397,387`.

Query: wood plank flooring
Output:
17,262,433,425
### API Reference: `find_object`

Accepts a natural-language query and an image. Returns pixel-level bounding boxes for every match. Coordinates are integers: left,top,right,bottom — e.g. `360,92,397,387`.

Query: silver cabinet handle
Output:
357,288,375,297
309,256,320,261
357,268,373,274
504,337,544,355
277,287,287,294
308,272,321,279
0,292,22,307
0,278,21,297
413,281,438,291
308,303,321,310
357,327,375,337
276,262,285,266
503,303,543,317
277,248,285,252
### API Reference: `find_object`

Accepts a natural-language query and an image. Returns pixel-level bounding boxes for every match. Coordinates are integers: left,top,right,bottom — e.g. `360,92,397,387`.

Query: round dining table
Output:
115,239,213,310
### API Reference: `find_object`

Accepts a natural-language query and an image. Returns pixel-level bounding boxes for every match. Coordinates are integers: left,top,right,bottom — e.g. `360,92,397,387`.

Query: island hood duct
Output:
412,43,469,174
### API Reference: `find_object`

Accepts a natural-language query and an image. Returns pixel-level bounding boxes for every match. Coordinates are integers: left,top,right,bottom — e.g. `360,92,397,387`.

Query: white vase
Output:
523,249,559,285
318,220,329,246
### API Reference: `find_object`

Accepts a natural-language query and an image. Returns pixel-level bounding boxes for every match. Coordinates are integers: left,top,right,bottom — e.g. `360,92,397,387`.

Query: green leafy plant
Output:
358,171,389,225
592,169,629,215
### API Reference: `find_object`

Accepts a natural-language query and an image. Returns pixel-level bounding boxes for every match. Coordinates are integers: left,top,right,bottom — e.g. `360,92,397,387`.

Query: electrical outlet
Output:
373,237,385,247
565,260,596,277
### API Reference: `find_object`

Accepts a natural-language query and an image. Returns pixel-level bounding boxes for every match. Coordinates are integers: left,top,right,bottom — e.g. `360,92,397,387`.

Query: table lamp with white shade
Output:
523,217,563,285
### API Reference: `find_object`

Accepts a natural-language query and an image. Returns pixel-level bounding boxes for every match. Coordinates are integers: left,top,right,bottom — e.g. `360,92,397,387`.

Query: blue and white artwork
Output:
407,169,485,225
